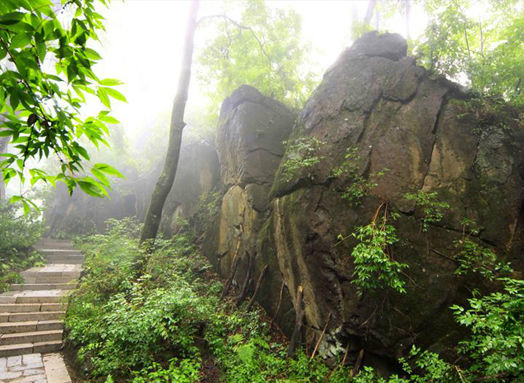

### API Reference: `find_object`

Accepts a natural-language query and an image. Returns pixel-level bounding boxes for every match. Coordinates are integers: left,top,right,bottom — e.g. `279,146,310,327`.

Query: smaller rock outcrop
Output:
204,85,297,334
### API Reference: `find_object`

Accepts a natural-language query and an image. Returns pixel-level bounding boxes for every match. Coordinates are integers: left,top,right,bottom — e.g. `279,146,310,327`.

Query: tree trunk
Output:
405,0,411,40
140,0,199,243
364,0,377,26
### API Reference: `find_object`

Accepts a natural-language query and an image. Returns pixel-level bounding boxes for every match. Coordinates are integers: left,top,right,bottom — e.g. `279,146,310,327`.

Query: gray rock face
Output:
203,32,524,363
217,85,296,187
202,85,297,334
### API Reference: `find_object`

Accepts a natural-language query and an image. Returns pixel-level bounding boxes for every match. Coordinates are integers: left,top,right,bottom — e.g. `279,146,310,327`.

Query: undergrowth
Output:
0,202,45,292
65,218,354,383
66,218,524,383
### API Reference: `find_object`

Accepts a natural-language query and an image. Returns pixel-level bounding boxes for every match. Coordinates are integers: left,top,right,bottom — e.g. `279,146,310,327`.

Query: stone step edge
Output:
0,311,65,322
39,248,82,252
0,340,62,357
0,296,68,304
0,320,63,333
0,329,63,346
0,303,66,312
9,283,77,291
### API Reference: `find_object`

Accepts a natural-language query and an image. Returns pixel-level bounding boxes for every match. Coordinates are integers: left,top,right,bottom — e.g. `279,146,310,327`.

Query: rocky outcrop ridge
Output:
205,32,524,361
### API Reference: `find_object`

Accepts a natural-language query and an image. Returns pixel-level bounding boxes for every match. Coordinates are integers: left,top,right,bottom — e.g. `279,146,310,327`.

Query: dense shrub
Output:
66,219,359,383
0,202,45,291
66,218,524,383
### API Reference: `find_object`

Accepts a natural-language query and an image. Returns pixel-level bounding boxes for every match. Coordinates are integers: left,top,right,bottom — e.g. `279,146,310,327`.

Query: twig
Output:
350,349,365,377
236,250,254,307
271,279,285,323
220,225,243,299
197,14,273,72
246,264,268,310
310,312,332,360
430,248,458,263
341,343,350,367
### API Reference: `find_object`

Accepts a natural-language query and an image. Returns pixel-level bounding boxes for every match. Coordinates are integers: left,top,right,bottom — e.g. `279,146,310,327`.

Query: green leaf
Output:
9,195,22,204
0,12,25,26
99,78,123,86
22,200,31,215
98,114,119,124
10,33,31,49
91,167,110,187
93,163,124,178
101,87,127,103
35,39,46,62
84,48,102,60
77,179,108,198
96,87,111,108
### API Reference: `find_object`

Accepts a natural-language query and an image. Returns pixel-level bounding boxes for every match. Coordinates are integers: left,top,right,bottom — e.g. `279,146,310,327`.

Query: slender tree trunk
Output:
140,0,199,243
364,0,377,26
405,0,411,40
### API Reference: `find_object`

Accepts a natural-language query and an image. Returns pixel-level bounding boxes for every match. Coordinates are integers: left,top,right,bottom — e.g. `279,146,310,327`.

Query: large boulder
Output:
268,32,524,359
200,32,524,365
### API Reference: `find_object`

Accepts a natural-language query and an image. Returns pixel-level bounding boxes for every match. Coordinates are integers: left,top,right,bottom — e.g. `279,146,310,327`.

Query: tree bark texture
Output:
140,0,200,243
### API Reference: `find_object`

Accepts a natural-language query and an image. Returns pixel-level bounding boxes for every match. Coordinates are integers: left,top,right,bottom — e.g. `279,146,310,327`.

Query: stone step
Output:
35,239,75,250
0,342,32,357
22,272,81,284
0,290,68,304
45,252,84,260
39,248,82,255
44,256,84,265
9,283,77,291
0,340,62,357
0,320,63,334
21,265,82,284
0,311,65,323
0,329,63,346
0,303,66,313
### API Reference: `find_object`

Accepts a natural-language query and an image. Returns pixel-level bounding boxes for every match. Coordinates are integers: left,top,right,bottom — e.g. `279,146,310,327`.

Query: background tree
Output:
140,0,199,243
414,0,524,105
0,0,123,210
197,0,317,121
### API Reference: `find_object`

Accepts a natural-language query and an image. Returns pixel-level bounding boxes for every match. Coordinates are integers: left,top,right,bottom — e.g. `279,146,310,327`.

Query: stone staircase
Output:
0,239,82,382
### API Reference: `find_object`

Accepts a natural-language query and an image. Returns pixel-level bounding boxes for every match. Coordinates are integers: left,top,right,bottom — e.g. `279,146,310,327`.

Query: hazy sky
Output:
90,0,427,146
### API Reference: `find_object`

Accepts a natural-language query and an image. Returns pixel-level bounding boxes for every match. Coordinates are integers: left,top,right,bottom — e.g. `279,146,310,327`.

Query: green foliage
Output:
194,190,222,226
452,278,524,382
198,0,317,119
352,346,462,383
280,136,324,182
404,191,449,232
454,238,512,280
414,0,524,105
332,147,387,207
0,201,44,291
132,358,201,383
0,0,124,205
452,218,512,280
350,205,408,294
67,218,357,382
